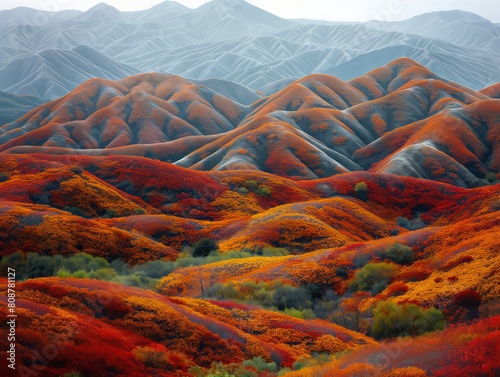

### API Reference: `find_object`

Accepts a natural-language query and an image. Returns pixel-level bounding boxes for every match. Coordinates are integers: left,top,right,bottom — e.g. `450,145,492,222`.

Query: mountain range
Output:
1,58,498,188
0,3,499,376
0,0,499,100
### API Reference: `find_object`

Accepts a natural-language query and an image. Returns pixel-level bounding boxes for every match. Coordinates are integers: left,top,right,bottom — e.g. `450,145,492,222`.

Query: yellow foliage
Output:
384,366,428,377
312,335,349,354
211,190,263,219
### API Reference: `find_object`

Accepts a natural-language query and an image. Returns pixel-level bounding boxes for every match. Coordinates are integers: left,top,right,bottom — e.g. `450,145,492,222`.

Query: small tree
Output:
244,180,259,191
371,300,445,339
349,262,399,293
256,185,271,196
192,238,218,258
382,243,414,265
485,172,497,183
354,182,368,201
336,291,371,332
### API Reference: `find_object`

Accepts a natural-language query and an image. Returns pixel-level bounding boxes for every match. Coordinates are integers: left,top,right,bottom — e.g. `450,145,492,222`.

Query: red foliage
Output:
434,331,500,377
385,281,409,297
396,268,432,282
453,290,482,308
440,255,474,272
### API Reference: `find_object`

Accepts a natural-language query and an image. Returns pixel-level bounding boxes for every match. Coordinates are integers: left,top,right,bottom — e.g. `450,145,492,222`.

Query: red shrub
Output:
453,290,482,308
396,268,432,282
386,281,409,297
440,255,474,272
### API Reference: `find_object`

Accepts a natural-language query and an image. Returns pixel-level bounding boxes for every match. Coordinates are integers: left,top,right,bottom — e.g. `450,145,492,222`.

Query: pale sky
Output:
1,0,499,23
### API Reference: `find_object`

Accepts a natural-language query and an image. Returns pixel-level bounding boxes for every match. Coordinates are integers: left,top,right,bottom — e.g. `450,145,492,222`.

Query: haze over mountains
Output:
0,0,499,100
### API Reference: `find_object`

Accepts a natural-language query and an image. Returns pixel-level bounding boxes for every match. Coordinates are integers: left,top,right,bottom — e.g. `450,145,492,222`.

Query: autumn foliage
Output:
0,59,498,376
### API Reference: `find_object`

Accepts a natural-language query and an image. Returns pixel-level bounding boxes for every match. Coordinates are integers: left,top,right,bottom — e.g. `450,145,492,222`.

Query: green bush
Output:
371,300,445,339
349,262,399,293
396,216,427,231
244,180,259,191
63,206,87,217
206,279,316,312
283,308,316,319
382,243,414,264
192,238,218,258
0,171,10,182
354,181,368,201
70,165,84,175
256,185,271,196
207,282,244,301
103,209,117,218
485,172,497,183
26,254,58,278
242,357,278,373
272,283,312,310
261,247,289,256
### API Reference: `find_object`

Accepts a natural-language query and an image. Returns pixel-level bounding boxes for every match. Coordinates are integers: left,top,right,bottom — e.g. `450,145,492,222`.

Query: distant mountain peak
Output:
148,0,189,11
212,0,245,5
76,2,124,20
87,2,120,12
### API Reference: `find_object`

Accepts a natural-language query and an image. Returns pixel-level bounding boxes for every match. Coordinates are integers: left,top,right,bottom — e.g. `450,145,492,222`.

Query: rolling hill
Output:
0,3,498,376
1,59,498,187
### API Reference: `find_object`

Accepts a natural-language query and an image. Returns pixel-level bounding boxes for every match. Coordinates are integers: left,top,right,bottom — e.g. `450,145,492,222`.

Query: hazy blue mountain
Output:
0,7,81,31
0,45,138,99
0,1,498,98
366,11,500,51
0,90,44,126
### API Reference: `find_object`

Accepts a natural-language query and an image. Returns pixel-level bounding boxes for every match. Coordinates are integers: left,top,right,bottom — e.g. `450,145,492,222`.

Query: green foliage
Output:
485,172,497,183
371,300,445,339
63,206,87,217
207,279,315,314
103,209,118,218
382,243,414,265
190,358,277,377
192,238,218,258
349,262,399,293
63,373,81,377
0,252,29,279
292,353,332,371
207,283,244,301
69,165,84,175
0,249,261,290
283,308,316,319
241,180,271,196
272,282,312,311
0,171,10,182
396,216,427,231
354,181,368,201
242,357,278,373
241,245,289,257
235,187,248,194
26,254,60,278
261,247,289,257
256,185,271,196
244,180,259,191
